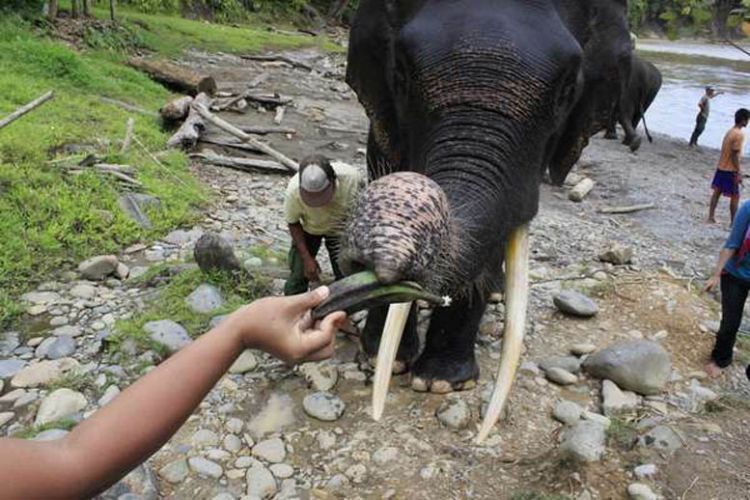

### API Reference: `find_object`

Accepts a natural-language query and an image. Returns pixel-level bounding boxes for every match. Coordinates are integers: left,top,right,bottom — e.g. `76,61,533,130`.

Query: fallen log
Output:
598,203,655,215
167,93,212,149
248,72,270,88
0,91,54,130
128,57,217,96
568,178,595,202
191,151,290,174
200,137,264,154
214,91,290,112
239,54,313,72
160,95,194,122
193,103,298,172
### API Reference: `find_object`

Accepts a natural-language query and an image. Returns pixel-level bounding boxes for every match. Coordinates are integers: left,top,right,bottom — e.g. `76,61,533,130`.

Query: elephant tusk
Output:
371,301,412,421
475,224,529,444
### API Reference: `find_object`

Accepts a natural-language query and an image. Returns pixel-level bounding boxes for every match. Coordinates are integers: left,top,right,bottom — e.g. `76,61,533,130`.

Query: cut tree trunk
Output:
128,57,217,96
166,93,211,149
160,95,194,122
326,0,349,23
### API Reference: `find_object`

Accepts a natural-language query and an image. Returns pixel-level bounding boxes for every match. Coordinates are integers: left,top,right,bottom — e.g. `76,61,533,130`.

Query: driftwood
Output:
167,93,212,149
318,124,367,135
160,96,194,122
239,54,313,72
120,117,135,154
0,91,54,130
274,106,285,125
191,151,291,174
240,125,296,135
249,72,270,88
214,91,290,112
199,137,264,154
598,203,655,215
128,57,217,96
193,102,299,172
99,96,157,117
66,163,141,187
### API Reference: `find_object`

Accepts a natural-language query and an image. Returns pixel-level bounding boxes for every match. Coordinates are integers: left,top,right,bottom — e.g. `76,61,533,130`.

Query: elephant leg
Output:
362,304,420,374
620,114,641,152
604,106,618,140
411,288,484,393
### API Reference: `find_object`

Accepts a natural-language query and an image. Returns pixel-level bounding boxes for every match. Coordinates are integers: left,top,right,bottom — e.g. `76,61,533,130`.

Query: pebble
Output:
570,343,597,356
435,397,471,429
27,305,48,316
35,388,87,426
192,429,220,448
223,434,242,453
246,463,277,498
373,446,399,465
553,290,598,317
98,385,121,407
637,425,683,454
345,463,367,483
519,361,542,376
252,437,286,463
326,474,349,489
0,412,14,427
582,410,611,429
627,483,658,500
298,362,338,391
188,457,223,478
546,367,578,385
21,291,60,305
49,316,68,327
38,335,76,360
539,355,582,374
52,325,82,337
633,463,658,480
602,379,639,416
598,244,633,265
14,392,38,408
269,463,294,479
553,400,583,426
317,430,336,450
559,420,607,462
225,417,244,434
159,458,189,483
143,320,192,354
0,359,27,380
11,358,79,388
0,388,25,404
229,350,258,374
303,392,345,421
78,255,119,280
206,448,231,461
70,284,97,299
583,340,671,395
185,283,225,314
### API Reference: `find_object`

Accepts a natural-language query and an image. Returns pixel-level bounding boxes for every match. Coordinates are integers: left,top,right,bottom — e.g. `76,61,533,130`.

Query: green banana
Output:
311,270,448,320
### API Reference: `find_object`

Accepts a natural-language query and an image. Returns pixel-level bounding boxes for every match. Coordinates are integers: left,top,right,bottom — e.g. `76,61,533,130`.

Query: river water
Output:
637,40,750,150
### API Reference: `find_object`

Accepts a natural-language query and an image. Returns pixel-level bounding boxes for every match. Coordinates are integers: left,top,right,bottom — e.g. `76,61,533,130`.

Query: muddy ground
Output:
146,48,750,499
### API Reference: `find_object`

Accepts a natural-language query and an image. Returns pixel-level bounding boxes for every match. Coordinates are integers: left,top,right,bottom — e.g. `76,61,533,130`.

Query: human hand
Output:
228,287,346,364
704,274,720,292
303,257,321,282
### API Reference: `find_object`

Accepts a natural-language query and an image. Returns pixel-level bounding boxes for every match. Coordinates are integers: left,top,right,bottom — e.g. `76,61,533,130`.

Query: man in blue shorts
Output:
708,108,750,224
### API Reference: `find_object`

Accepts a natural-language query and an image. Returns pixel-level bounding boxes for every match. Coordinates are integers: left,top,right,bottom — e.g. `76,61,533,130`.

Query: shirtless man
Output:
708,108,750,224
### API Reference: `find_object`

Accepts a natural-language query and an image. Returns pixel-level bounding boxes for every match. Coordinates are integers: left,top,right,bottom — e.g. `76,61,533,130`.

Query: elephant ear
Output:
346,0,400,164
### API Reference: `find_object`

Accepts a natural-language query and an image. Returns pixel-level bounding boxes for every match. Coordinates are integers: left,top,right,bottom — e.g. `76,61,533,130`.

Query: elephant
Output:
340,0,633,441
603,53,662,151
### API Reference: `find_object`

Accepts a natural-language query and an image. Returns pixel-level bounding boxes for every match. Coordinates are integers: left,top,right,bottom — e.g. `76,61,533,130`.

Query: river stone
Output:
160,458,189,483
164,228,203,246
225,417,244,434
598,244,633,265
11,358,79,388
570,343,597,356
229,350,258,374
248,393,296,438
185,283,224,314
189,457,223,478
373,446,399,465
303,392,345,421
637,425,683,454
144,320,191,354
539,355,582,374
0,411,14,427
192,428,220,447
38,335,76,360
553,290,598,318
298,362,338,391
78,255,119,280
253,437,286,463
52,325,82,338
21,291,60,305
435,397,471,429
70,283,97,299
602,379,639,416
546,367,578,385
223,434,242,453
35,388,87,425
98,385,121,407
559,420,607,462
583,341,671,395
0,332,20,356
345,463,367,483
269,463,294,479
553,400,583,426
582,410,612,429
99,463,159,500
246,463,277,498
194,233,242,274
627,483,658,500
0,359,27,380
634,463,658,480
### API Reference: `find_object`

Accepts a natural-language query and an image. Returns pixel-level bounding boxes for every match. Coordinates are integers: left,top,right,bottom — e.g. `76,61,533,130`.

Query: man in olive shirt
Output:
689,86,724,147
284,155,365,295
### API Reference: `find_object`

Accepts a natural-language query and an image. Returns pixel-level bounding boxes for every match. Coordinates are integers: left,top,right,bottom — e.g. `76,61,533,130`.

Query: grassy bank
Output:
0,10,336,327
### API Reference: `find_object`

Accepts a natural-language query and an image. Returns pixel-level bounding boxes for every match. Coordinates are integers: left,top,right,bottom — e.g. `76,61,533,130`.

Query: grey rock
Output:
637,425,683,454
553,290,598,318
225,417,244,434
598,244,633,265
583,341,671,395
70,283,97,299
602,379,639,416
235,456,256,469
98,463,158,500
316,430,336,450
627,483,658,500
33,428,69,441
326,474,349,489
98,385,121,407
35,388,87,425
0,332,20,356
269,463,294,479
246,463,277,498
13,391,38,409
582,410,612,429
546,367,578,385
78,255,119,281
519,361,542,376
210,314,229,329
244,257,263,269
189,457,223,478
345,463,367,483
298,362,338,391
553,400,583,426
0,359,27,380
159,458,189,483
253,438,286,463
11,358,79,388
539,355,582,374
49,316,68,327
119,193,160,229
373,446,399,465
559,421,607,462
38,336,76,360
115,262,130,280
0,411,14,427
229,350,257,374
185,283,224,314
570,343,597,356
164,228,202,246
52,325,82,337
223,434,242,453
192,428,220,448
302,392,345,422
194,233,242,275
435,397,471,429
144,320,191,354
689,379,718,406
634,463,658,480
20,291,60,305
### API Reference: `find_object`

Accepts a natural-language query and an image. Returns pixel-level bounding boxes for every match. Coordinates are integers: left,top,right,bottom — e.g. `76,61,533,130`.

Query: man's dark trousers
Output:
284,231,343,296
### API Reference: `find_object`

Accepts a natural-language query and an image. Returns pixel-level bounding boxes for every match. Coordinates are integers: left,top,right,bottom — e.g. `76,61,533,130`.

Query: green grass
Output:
14,417,79,439
110,267,267,354
47,371,98,393
606,417,638,451
510,492,571,500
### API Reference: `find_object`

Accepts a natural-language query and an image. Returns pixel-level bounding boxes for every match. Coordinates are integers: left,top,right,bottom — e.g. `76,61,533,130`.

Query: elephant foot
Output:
410,353,479,393
629,136,642,152
604,131,618,140
368,356,409,375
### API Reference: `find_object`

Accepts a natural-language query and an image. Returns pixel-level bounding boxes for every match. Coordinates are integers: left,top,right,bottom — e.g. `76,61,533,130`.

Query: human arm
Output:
704,248,735,291
0,288,345,499
289,223,320,281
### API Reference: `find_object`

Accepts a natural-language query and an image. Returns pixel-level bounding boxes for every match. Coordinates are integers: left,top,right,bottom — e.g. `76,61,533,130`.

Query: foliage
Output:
14,418,78,439
606,417,638,451
629,0,750,38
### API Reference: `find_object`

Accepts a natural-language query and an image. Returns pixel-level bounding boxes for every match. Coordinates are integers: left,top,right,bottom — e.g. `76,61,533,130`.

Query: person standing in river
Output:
707,108,750,224
689,86,724,147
